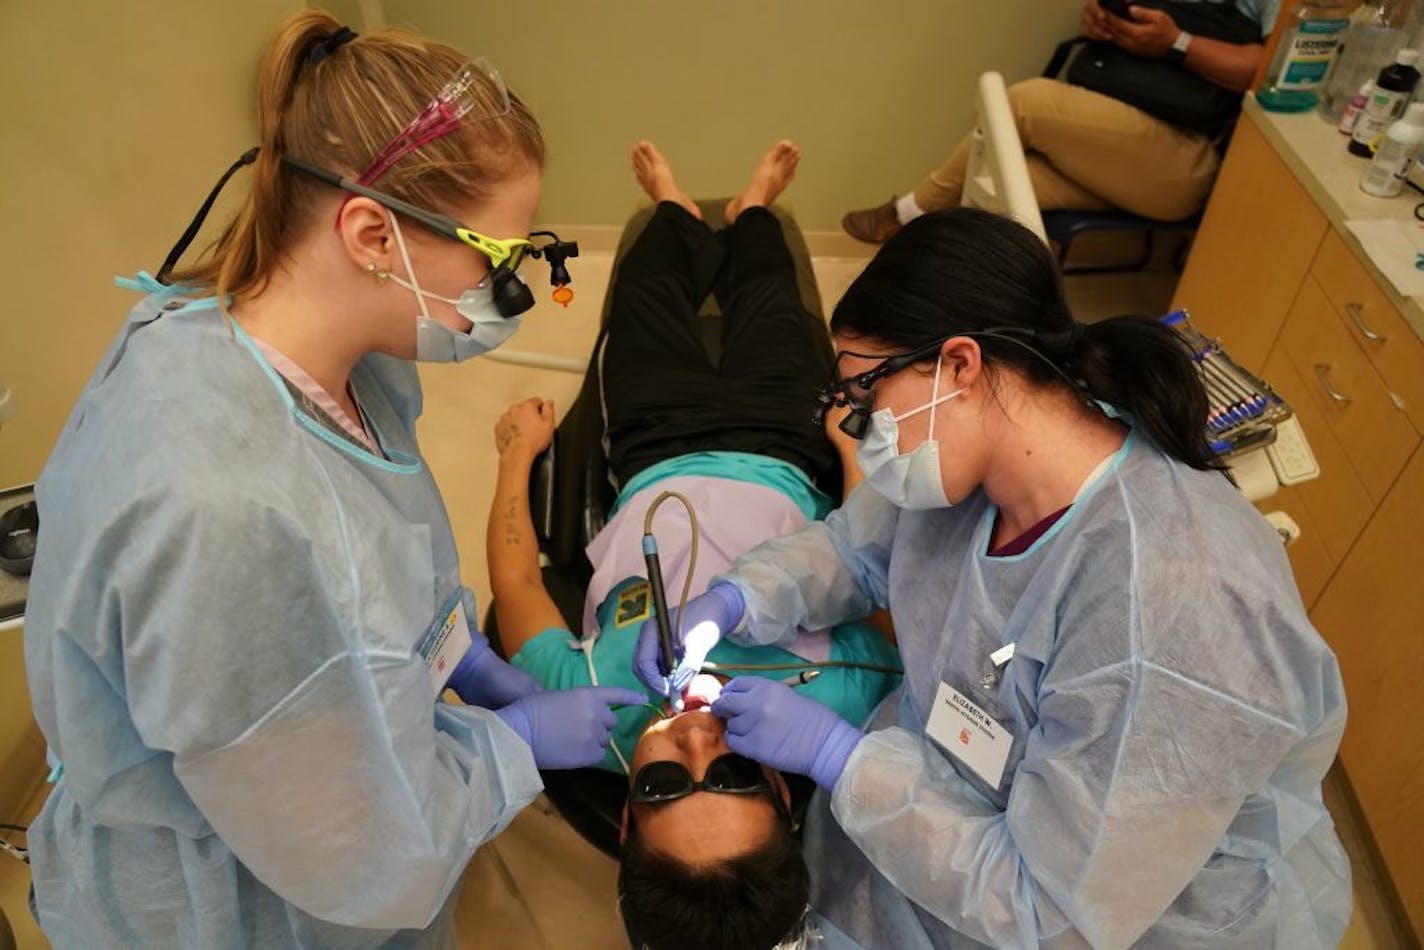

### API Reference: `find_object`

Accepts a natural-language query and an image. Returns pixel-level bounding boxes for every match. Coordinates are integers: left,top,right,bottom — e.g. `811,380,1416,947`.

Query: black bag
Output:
1060,1,1266,134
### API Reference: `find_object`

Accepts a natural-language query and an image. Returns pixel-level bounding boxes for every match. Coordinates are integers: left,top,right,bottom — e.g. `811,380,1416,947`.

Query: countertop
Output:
1244,94,1424,342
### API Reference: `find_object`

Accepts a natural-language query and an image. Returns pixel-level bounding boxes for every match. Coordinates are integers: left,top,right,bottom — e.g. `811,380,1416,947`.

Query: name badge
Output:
925,681,1013,789
418,587,474,698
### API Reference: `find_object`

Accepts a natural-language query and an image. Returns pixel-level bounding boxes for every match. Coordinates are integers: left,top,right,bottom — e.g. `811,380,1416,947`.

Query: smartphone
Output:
1099,0,1132,18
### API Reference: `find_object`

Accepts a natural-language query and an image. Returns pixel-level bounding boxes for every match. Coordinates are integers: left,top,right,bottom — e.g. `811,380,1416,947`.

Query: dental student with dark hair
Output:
635,208,1352,947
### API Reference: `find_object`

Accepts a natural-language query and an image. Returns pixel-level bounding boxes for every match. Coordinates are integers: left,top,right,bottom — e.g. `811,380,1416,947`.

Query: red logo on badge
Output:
438,659,446,673
959,728,971,746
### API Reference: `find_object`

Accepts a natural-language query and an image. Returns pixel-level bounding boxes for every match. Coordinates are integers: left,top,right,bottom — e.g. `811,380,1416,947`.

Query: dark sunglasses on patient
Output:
617,697,810,950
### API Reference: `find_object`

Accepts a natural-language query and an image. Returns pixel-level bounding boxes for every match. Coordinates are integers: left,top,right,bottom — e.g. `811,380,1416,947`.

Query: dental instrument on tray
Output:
1161,310,1292,459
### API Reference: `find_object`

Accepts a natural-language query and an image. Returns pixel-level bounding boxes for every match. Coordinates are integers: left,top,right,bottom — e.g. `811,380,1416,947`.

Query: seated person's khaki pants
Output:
914,77,1221,222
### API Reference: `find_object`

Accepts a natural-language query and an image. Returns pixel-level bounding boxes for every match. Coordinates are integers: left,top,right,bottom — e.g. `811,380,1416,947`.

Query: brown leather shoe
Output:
841,199,902,244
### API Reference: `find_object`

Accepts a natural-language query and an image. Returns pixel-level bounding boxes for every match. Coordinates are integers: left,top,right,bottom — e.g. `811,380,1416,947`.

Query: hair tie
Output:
309,26,357,65
1039,322,1088,362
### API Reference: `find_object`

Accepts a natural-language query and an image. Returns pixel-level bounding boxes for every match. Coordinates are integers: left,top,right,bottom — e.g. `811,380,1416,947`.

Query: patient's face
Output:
623,710,791,865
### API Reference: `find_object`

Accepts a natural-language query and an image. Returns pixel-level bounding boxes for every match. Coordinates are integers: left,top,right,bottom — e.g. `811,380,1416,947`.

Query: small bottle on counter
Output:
1349,48,1422,155
1317,2,1408,122
1361,102,1424,196
1338,81,1374,133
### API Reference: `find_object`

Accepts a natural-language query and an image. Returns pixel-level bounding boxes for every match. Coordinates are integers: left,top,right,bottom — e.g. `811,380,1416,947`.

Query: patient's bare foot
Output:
632,141,700,219
726,140,800,222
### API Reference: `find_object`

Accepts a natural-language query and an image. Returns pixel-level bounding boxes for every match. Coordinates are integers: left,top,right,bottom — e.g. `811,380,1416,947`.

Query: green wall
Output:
0,0,305,489
380,0,1082,229
0,0,305,831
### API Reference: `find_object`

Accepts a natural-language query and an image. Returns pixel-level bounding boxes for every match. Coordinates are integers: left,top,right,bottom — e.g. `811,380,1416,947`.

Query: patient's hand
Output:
495,398,555,463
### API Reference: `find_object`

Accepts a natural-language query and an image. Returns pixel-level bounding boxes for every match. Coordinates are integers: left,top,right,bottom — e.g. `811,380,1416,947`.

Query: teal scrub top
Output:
512,576,902,773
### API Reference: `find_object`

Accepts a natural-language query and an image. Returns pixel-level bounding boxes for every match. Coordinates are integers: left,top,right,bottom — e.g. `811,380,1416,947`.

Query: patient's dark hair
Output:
830,207,1220,471
618,818,809,950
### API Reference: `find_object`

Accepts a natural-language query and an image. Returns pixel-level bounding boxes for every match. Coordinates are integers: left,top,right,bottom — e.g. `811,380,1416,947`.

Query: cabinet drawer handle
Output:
1314,364,1352,404
1344,302,1387,342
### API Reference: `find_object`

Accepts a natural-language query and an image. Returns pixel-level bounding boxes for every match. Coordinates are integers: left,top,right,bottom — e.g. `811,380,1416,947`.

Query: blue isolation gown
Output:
23,285,542,948
720,430,1351,949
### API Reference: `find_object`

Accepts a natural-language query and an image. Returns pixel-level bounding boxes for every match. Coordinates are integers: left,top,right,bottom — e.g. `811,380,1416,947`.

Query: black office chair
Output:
483,199,830,857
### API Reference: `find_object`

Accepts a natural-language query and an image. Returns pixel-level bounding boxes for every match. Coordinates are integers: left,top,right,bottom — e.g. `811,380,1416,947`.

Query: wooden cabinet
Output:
1279,275,1419,505
1310,447,1424,935
1178,108,1424,941
1171,117,1327,374
1259,347,1373,607
1313,229,1424,435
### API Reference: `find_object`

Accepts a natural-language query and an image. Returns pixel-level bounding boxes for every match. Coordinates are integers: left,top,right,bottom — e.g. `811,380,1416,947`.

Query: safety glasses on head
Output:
317,59,578,315
356,59,512,188
629,753,789,820
154,58,579,315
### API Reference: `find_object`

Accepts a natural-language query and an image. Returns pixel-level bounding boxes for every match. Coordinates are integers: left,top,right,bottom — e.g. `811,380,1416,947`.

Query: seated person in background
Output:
841,0,1278,242
487,140,901,950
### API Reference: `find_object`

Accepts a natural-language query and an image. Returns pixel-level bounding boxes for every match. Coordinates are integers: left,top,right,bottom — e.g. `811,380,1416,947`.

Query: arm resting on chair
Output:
489,400,569,658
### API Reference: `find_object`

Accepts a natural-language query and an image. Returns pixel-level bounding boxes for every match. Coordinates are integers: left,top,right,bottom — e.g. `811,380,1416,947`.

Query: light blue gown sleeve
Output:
717,482,900,647
829,581,1320,948
113,489,543,931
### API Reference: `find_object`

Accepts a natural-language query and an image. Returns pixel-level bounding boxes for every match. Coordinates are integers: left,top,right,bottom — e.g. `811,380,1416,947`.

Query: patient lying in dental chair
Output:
486,141,900,950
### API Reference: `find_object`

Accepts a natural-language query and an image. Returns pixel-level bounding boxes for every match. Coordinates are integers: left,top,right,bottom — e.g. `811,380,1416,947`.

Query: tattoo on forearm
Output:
502,495,523,546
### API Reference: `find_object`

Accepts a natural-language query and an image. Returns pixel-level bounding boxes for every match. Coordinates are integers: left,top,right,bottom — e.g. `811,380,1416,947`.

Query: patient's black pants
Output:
599,202,838,492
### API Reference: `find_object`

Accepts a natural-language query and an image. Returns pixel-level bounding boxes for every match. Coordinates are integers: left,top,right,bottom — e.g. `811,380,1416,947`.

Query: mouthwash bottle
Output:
1258,0,1355,112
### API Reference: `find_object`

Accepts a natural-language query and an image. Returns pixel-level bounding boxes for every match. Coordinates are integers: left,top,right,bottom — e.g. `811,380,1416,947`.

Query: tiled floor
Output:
0,226,1413,949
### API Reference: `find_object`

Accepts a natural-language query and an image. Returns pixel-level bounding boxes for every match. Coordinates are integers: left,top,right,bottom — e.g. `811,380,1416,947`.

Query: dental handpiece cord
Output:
642,491,701,677
702,659,905,675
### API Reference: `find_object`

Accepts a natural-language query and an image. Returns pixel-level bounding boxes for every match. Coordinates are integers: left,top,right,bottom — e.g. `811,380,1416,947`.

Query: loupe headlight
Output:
813,385,872,440
529,230,580,307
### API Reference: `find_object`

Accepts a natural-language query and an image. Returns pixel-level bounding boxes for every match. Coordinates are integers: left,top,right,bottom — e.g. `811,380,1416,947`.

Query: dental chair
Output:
963,71,1047,244
484,198,829,858
966,71,1312,507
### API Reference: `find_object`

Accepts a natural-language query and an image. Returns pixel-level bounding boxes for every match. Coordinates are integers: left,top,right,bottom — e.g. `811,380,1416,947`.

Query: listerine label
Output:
1276,19,1349,90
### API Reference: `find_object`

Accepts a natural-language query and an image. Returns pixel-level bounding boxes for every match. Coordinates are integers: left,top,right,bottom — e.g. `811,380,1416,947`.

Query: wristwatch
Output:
1167,29,1193,64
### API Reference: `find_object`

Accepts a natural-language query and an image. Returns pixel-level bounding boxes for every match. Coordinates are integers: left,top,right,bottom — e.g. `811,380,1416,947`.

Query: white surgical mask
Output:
855,355,963,510
385,214,524,363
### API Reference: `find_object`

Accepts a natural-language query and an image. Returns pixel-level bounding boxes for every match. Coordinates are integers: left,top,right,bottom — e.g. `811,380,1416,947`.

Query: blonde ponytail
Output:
169,10,543,302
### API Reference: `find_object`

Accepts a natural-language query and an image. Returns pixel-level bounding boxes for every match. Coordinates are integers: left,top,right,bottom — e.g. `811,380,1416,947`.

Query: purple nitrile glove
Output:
632,581,746,698
494,686,647,769
446,636,539,709
711,676,863,792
